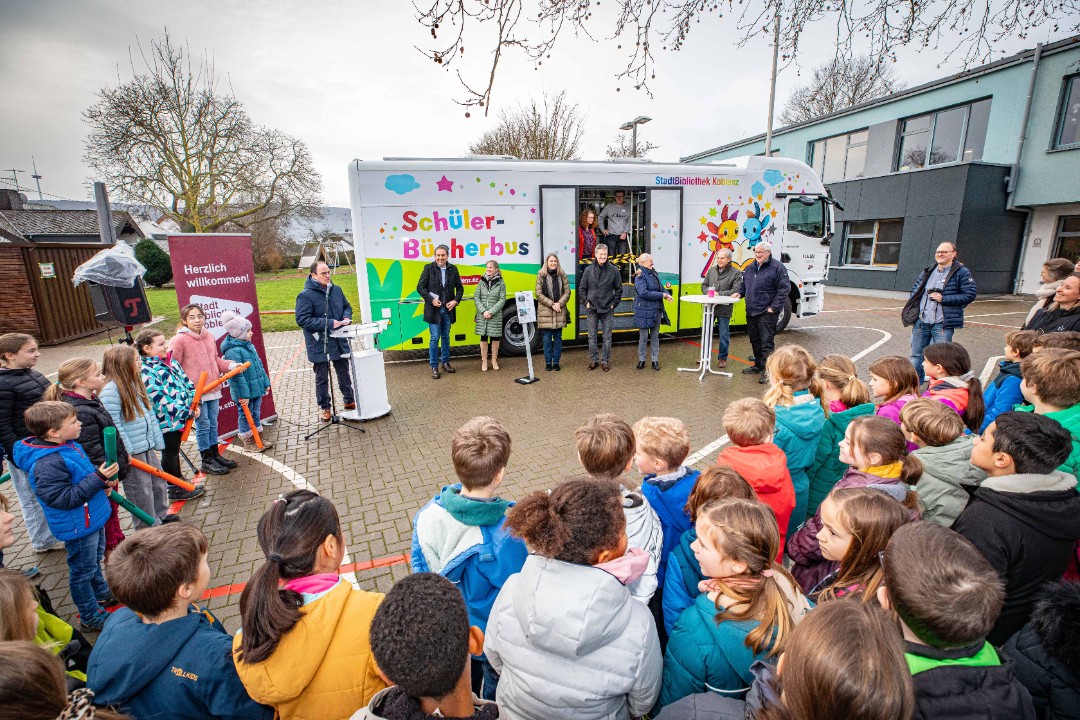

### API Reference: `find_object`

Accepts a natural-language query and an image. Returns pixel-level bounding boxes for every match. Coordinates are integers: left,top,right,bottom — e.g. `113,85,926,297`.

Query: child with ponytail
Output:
485,478,662,720
99,346,168,529
922,341,986,432
787,415,922,594
135,329,204,502
233,490,385,719
169,304,238,476
659,498,811,709
762,345,828,535
46,358,130,552
806,355,877,517
869,356,921,427
810,487,910,603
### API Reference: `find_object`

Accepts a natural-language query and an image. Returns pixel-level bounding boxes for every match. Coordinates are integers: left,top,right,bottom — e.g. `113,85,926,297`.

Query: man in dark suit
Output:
417,244,464,379
295,260,355,421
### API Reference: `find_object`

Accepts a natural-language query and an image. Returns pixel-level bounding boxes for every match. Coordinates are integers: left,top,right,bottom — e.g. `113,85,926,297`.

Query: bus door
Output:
539,186,579,336
646,187,683,330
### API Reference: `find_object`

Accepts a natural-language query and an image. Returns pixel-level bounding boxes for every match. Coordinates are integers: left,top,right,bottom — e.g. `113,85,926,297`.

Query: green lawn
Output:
146,268,360,333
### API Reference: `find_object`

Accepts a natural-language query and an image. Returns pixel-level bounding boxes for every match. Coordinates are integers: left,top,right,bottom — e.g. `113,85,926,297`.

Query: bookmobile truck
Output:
347,156,835,355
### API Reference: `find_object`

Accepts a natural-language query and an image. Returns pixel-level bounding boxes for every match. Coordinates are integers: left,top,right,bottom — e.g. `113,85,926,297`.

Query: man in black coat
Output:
579,244,623,371
735,241,790,383
416,245,464,380
295,260,355,421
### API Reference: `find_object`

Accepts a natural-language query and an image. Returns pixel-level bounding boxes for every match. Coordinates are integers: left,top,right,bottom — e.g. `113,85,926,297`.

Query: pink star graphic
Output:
436,175,454,192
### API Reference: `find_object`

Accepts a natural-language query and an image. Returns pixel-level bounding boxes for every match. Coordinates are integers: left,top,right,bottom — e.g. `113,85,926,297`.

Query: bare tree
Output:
83,34,322,233
415,0,1077,114
780,55,904,125
605,135,659,159
467,90,585,159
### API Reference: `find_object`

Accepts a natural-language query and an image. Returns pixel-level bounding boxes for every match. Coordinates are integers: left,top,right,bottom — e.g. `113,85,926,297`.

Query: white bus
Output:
347,156,835,354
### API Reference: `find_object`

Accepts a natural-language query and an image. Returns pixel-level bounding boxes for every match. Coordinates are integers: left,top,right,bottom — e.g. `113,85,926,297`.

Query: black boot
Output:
200,449,229,476
212,446,238,470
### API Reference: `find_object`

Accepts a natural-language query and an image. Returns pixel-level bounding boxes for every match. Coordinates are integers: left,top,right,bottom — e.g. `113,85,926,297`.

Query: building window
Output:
896,98,991,171
1054,75,1080,149
843,219,904,266
810,130,868,183
1054,216,1080,261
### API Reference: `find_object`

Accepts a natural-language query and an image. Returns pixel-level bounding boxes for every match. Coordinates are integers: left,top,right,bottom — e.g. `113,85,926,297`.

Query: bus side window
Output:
787,198,826,238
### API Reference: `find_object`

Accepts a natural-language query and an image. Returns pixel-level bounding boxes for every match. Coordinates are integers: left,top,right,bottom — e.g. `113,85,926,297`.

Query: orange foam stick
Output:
129,457,197,492
240,402,264,449
200,362,251,395
180,371,209,443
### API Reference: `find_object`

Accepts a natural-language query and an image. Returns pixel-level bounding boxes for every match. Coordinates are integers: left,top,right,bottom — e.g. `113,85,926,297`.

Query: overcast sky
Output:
0,1,1068,207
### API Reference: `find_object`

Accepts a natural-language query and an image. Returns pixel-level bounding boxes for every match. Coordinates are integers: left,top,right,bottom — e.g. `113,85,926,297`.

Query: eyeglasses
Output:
935,250,955,255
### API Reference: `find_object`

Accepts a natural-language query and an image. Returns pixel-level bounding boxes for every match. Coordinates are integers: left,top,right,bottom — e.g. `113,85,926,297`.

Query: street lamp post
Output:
619,115,652,158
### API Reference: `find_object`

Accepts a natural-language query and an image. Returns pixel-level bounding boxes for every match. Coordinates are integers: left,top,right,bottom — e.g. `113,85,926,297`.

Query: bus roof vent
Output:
380,155,518,161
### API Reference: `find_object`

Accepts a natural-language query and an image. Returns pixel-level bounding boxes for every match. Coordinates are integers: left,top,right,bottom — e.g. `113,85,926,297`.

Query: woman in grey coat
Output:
474,260,507,371
700,249,742,368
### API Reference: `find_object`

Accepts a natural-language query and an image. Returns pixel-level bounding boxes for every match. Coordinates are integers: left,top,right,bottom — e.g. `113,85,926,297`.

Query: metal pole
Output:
94,181,118,245
631,123,638,158
764,12,781,155
31,157,43,202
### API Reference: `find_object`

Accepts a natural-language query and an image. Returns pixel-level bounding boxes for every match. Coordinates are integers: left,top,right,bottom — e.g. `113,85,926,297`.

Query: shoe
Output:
545,364,552,371
161,513,181,524
213,447,238,469
320,408,332,421
717,359,728,368
80,608,110,632
98,591,118,607
554,364,561,371
759,373,769,384
169,482,206,501
240,435,274,452
34,540,65,553
343,402,356,411
588,361,598,370
653,362,660,371
482,358,489,372
491,357,499,371
20,566,41,579
441,362,456,374
199,450,229,476
602,363,610,372
637,360,645,370
741,366,762,374
431,367,441,379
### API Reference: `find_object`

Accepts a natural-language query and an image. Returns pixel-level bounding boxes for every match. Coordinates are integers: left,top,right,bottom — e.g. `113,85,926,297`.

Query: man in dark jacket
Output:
903,243,978,383
956,411,1080,644
735,242,789,383
579,244,624,371
701,249,742,368
295,261,355,421
416,244,464,380
1003,581,1080,720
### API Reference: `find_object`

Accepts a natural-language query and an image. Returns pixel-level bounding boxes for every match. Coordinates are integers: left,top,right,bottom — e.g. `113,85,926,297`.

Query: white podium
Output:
331,321,391,420
678,294,738,380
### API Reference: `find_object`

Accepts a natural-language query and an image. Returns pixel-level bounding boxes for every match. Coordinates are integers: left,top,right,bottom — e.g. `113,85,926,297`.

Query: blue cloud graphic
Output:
385,174,421,195
763,169,784,186
751,181,766,197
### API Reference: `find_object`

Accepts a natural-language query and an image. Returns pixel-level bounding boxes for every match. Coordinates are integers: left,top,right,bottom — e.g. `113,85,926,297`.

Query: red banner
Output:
167,234,276,438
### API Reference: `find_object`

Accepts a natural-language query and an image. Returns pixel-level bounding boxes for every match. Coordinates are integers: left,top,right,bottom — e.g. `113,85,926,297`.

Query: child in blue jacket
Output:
220,311,274,452
981,329,1036,432
88,523,272,720
13,401,119,631
410,416,527,701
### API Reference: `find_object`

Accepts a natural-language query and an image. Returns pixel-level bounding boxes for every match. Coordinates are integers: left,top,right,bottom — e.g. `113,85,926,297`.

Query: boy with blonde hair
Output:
410,416,527,700
901,398,986,527
715,398,795,555
981,329,1037,432
576,413,663,604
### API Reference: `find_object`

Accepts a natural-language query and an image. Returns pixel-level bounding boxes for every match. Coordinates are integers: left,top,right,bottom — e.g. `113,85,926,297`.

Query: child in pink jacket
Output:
169,304,238,476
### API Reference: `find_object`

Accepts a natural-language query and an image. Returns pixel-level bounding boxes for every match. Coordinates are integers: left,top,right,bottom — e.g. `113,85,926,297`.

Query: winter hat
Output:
221,310,252,339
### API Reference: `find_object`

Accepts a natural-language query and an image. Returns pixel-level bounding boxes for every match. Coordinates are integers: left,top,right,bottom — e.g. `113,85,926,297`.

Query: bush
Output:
135,239,173,287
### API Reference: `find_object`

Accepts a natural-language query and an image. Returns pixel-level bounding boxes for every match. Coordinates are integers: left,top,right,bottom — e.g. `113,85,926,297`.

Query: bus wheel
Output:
776,296,793,333
500,304,542,356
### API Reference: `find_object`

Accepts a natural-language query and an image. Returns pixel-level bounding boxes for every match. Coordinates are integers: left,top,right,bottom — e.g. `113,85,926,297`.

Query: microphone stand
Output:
305,274,365,440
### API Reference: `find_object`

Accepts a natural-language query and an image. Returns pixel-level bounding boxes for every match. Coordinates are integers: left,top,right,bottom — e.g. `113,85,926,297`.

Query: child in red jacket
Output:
715,398,794,559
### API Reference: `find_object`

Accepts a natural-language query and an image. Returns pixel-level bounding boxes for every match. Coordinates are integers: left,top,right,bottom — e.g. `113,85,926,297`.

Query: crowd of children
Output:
4,312,1080,719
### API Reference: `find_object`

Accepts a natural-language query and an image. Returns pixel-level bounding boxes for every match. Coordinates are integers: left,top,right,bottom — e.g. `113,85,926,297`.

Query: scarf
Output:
480,272,502,289
541,268,562,303
862,461,903,479
594,546,649,585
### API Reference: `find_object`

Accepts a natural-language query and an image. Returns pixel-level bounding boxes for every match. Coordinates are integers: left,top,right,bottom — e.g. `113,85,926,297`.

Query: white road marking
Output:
226,446,362,589
685,325,891,466
980,356,1004,385
964,311,1027,318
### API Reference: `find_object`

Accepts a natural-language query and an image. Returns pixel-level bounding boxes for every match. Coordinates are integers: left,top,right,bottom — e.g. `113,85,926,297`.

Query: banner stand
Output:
514,291,540,386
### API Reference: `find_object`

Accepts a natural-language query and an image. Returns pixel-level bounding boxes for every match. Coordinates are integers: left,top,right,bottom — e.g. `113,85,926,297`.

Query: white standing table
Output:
678,294,738,380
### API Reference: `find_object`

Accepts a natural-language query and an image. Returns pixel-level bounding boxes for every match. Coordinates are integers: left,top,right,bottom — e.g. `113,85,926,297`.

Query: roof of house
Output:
0,209,144,243
682,33,1080,162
